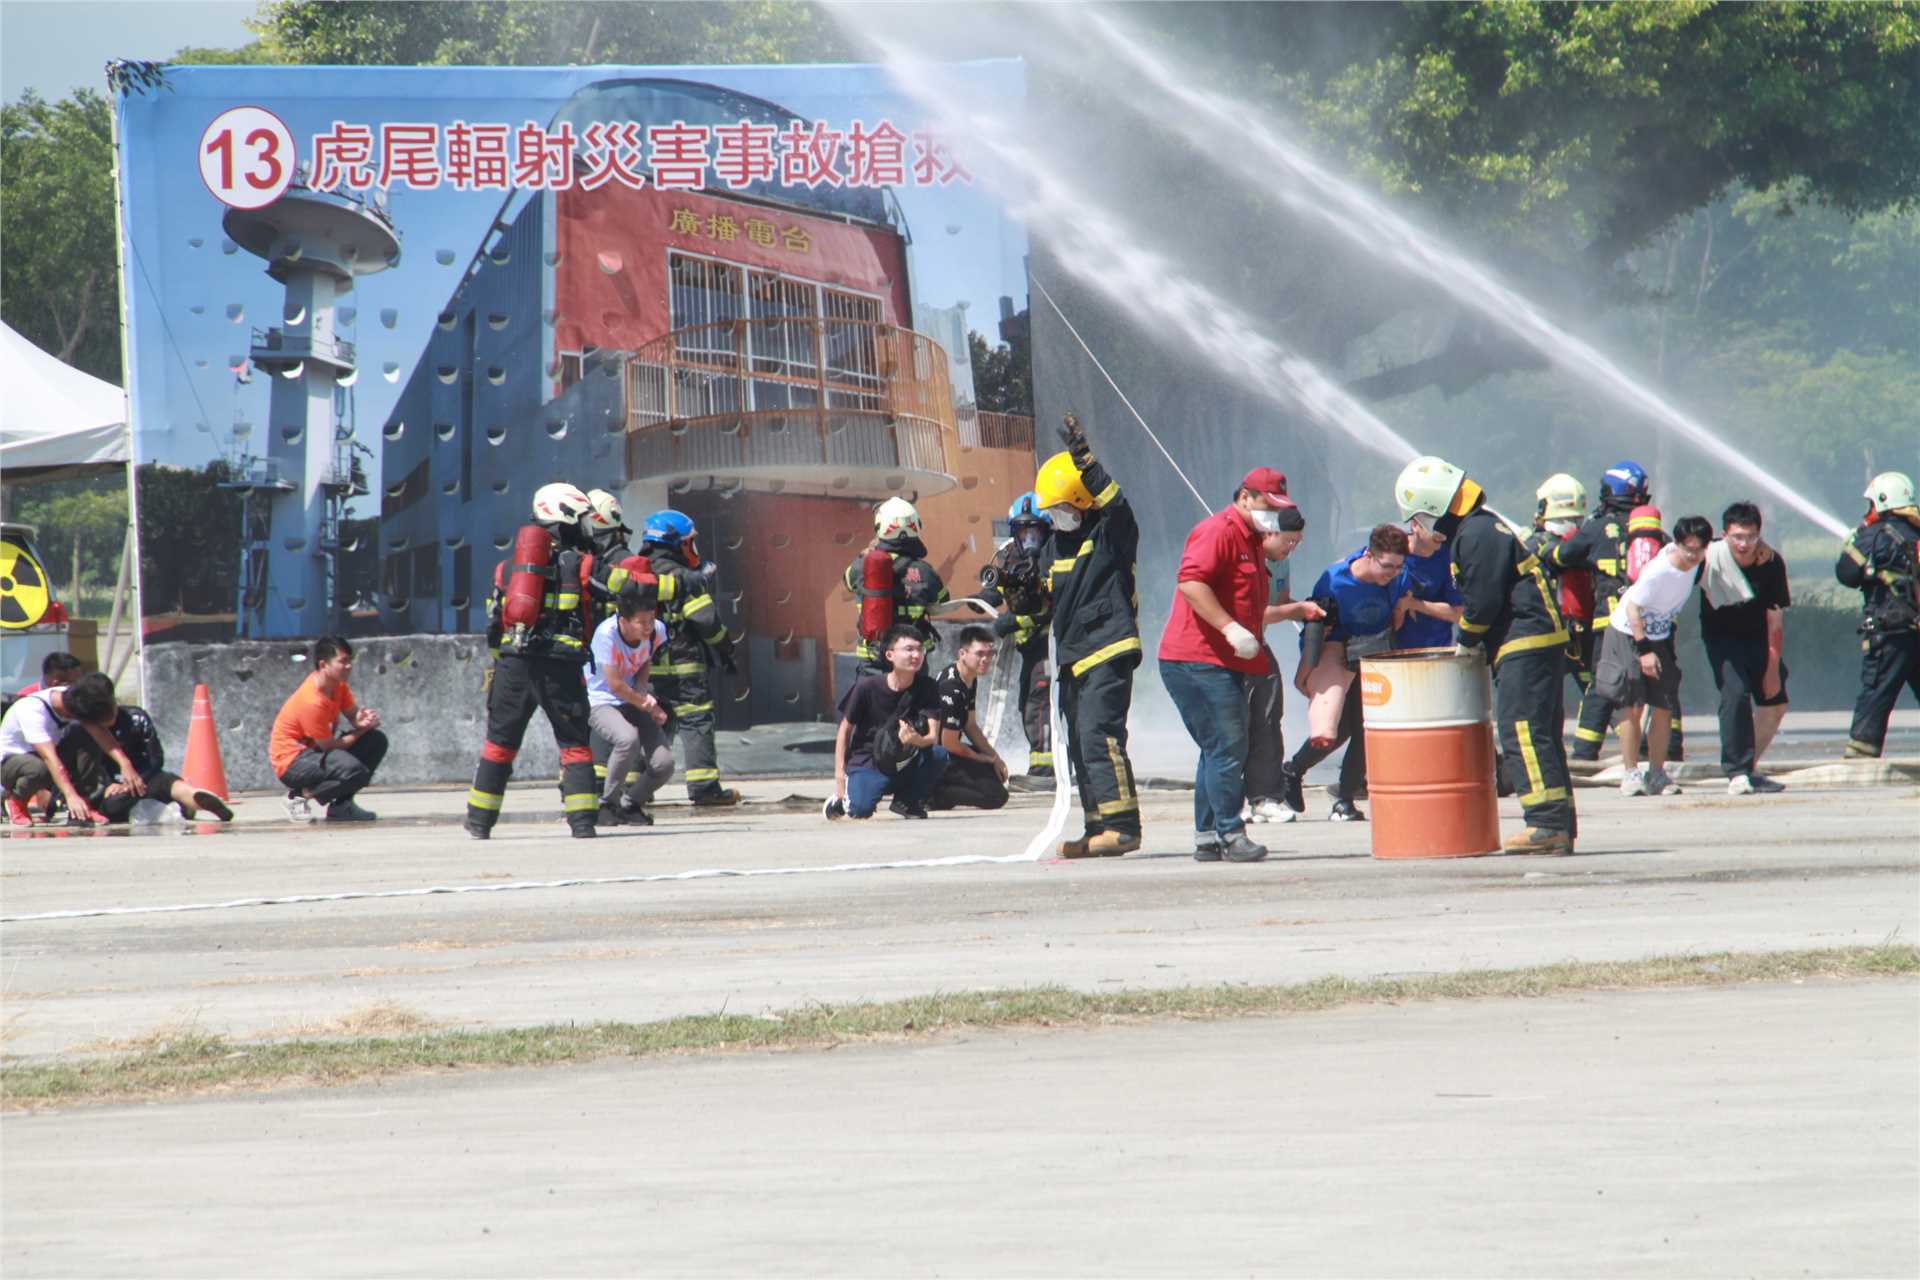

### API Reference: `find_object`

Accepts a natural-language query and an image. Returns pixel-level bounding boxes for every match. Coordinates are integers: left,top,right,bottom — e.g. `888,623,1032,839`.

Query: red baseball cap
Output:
1239,467,1292,507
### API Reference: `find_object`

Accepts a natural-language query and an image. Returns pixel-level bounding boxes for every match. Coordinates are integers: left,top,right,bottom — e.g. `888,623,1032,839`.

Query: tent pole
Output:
102,523,132,677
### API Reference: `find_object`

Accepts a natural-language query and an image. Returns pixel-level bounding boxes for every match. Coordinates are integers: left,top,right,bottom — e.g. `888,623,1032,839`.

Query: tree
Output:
0,90,120,382
136,463,245,617
968,325,1032,415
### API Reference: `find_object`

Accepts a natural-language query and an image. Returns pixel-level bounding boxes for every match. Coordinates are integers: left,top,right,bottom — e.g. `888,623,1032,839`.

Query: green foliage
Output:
968,327,1033,415
4,475,129,591
0,90,121,383
135,463,244,616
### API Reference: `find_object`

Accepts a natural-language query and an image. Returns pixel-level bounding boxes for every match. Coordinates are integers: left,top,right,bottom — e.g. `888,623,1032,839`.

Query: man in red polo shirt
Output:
1158,467,1320,863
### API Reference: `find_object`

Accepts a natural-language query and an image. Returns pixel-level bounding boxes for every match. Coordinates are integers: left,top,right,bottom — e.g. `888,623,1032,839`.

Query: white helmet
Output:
1395,456,1467,522
1864,471,1915,514
585,488,627,536
874,496,923,541
1535,473,1587,522
531,482,592,527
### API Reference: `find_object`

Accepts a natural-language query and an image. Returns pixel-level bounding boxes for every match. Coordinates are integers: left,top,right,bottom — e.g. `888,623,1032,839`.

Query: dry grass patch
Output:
5,945,1913,1111
258,1002,438,1040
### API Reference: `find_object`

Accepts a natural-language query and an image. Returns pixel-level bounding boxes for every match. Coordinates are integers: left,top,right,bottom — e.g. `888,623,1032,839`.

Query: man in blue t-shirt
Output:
1394,520,1463,650
1281,525,1410,821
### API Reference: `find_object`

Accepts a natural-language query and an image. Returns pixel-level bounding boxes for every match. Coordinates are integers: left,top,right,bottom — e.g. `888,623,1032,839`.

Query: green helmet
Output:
1535,473,1587,521
1395,456,1467,522
1864,471,1915,514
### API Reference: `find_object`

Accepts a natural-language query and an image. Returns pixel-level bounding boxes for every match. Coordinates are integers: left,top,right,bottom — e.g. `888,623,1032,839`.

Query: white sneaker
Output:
1620,766,1648,797
1252,798,1296,824
1727,774,1754,796
1648,766,1681,796
283,794,316,823
1241,803,1260,824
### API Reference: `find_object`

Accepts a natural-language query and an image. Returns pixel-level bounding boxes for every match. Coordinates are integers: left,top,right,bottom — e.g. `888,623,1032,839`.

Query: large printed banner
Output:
117,62,1031,722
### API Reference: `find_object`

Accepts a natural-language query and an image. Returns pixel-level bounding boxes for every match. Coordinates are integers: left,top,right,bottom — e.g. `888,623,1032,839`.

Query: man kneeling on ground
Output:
270,636,387,823
826,625,948,820
588,580,676,826
2,673,229,825
927,624,1010,811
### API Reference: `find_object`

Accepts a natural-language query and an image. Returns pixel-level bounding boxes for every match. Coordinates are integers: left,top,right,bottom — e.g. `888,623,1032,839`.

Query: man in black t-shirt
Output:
927,625,1010,812
1702,502,1792,794
827,624,948,820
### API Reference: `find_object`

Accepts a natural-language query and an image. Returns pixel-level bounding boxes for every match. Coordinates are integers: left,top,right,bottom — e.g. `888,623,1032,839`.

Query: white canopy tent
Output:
0,321,128,476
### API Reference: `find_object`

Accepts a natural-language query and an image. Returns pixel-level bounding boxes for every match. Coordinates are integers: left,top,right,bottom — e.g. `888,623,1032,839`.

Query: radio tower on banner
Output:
222,175,400,637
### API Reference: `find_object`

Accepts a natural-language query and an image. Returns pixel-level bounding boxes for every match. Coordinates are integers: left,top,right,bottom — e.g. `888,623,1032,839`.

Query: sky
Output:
0,1,256,101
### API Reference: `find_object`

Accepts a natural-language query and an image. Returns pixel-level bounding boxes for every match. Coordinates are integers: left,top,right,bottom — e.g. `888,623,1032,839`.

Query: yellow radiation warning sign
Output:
0,534,53,629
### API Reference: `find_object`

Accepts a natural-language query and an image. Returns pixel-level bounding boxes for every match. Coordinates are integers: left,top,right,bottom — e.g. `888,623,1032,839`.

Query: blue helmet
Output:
642,509,696,546
1008,491,1052,527
1600,461,1649,503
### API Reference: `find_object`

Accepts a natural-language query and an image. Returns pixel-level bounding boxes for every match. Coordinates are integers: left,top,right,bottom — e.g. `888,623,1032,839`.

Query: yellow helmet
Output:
1034,451,1094,511
1535,473,1587,521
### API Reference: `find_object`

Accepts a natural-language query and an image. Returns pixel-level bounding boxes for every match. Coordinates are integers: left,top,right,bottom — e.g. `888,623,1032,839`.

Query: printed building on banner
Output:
378,78,1034,723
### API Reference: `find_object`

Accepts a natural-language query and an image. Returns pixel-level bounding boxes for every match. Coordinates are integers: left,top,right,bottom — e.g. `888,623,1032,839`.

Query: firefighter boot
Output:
1086,830,1141,857
1058,832,1095,859
1502,826,1573,856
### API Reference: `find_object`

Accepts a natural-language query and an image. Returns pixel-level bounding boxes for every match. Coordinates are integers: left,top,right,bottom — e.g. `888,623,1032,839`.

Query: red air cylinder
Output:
1626,505,1665,584
859,546,895,643
1554,527,1594,623
502,524,552,630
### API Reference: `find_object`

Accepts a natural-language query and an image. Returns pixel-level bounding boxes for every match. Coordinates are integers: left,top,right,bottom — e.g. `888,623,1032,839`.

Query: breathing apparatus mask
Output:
1049,505,1083,533
1544,518,1578,538
1015,525,1047,552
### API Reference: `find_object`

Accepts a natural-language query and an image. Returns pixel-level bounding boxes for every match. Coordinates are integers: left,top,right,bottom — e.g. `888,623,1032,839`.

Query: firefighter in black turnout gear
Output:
982,492,1055,778
1837,471,1920,758
1397,456,1576,855
845,497,948,679
466,483,615,839
1540,461,1685,762
639,510,740,806
1032,414,1142,858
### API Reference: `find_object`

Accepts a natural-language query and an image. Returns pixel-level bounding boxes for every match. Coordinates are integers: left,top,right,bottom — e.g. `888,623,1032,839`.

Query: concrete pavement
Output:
4,980,1914,1277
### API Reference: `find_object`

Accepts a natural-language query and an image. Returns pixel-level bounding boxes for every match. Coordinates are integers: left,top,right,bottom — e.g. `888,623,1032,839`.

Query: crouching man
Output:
588,580,676,826
825,625,948,820
270,636,387,823
927,624,1011,811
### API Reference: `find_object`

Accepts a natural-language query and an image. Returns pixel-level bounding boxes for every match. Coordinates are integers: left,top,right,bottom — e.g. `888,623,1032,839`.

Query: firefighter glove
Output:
992,611,1021,638
1221,621,1261,660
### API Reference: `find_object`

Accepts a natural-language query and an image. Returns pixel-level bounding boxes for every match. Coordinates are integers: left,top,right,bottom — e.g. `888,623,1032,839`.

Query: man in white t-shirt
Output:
1593,515,1713,797
586,581,674,826
1,672,132,826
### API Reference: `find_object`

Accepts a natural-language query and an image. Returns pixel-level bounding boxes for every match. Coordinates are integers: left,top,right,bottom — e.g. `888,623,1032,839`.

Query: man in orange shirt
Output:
269,636,386,823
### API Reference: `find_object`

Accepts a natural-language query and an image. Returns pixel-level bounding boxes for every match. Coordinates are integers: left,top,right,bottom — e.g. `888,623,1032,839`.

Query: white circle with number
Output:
199,106,295,210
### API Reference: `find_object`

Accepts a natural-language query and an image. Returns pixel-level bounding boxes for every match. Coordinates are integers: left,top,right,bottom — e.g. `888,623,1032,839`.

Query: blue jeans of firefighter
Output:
1159,659,1250,838
846,746,951,817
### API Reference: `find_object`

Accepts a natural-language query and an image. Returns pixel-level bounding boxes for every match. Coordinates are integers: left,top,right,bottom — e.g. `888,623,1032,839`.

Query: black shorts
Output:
1594,627,1681,712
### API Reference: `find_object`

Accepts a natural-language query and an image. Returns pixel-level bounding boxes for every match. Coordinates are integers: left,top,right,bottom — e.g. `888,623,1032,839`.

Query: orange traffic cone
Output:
181,683,229,801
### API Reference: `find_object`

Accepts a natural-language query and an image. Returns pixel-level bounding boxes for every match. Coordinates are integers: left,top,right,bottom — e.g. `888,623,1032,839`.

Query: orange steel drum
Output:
1358,649,1500,859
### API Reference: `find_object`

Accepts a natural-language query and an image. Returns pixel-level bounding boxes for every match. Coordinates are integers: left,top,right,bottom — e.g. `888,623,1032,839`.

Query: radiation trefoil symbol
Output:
0,535,53,629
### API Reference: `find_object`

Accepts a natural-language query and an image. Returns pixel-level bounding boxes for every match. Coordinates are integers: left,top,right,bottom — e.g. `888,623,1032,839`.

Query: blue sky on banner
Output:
116,61,1029,480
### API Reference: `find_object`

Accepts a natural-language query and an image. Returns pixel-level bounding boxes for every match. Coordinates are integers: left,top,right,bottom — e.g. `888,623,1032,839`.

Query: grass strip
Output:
5,944,1913,1110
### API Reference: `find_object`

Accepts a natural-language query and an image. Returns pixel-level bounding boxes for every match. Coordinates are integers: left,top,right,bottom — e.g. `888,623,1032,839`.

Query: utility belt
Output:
1862,596,1920,635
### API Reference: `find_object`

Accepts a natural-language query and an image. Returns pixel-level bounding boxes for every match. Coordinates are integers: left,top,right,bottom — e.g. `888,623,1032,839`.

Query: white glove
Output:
1451,642,1479,660
1221,621,1260,660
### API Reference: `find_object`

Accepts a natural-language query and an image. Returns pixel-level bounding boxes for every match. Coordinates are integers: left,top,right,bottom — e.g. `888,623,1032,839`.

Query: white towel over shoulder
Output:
1700,539,1755,610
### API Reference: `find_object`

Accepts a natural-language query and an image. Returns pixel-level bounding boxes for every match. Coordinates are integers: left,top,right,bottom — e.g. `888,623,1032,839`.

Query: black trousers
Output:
1495,647,1576,836
1242,651,1287,804
654,667,724,800
1704,632,1785,777
1288,677,1367,802
1848,629,1920,757
1017,636,1053,772
279,731,388,806
1060,654,1140,838
926,754,1010,811
2,735,186,822
468,654,597,834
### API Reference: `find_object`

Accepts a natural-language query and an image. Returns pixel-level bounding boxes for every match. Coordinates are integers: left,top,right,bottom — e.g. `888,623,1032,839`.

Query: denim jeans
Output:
846,746,951,817
1159,659,1250,837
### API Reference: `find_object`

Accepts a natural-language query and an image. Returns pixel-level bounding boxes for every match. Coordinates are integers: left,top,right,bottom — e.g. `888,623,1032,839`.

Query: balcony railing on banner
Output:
624,317,960,493
973,411,1034,452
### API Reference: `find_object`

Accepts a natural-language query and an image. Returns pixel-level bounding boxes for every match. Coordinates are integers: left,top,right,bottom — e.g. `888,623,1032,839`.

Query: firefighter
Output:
983,492,1055,779
1396,456,1575,855
465,483,614,840
844,497,948,679
640,509,741,806
1542,461,1690,762
1034,414,1142,858
1836,470,1920,758
584,489,633,562
1529,473,1594,710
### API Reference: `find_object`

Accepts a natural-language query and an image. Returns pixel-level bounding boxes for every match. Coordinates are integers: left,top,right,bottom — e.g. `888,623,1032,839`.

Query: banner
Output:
115,61,1033,723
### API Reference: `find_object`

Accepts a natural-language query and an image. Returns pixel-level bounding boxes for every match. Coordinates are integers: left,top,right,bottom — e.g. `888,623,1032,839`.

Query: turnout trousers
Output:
468,653,597,836
653,668,725,801
1060,654,1141,839
1847,629,1920,757
1017,635,1054,774
1494,646,1576,837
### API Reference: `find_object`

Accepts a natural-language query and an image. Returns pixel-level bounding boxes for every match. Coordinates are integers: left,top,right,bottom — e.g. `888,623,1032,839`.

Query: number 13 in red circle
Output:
199,106,295,209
